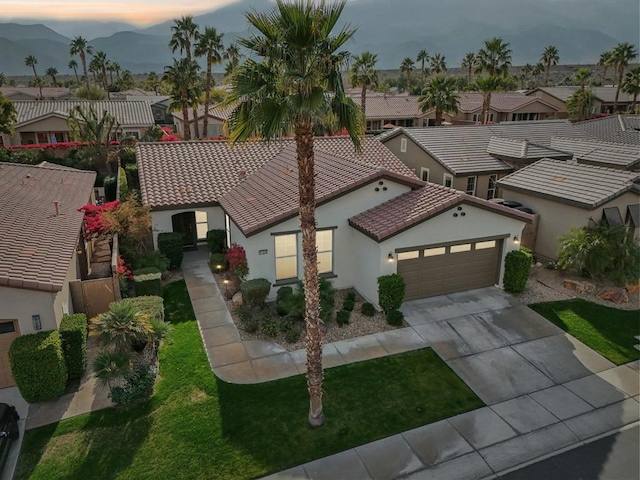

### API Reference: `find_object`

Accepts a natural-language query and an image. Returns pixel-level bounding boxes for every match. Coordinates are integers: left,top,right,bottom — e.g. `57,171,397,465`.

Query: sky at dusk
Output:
1,0,242,25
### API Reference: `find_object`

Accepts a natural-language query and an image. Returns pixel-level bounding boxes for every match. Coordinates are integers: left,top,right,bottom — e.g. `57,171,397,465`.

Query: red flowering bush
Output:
225,243,249,280
78,201,120,239
6,141,119,150
115,255,133,280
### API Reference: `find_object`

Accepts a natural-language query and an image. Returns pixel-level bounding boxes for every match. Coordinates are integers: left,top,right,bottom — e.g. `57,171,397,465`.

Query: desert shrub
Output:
260,316,279,337
110,365,156,406
133,251,169,272
157,232,184,269
239,309,260,333
59,313,88,380
9,331,67,403
277,286,293,303
377,274,406,313
503,248,533,293
225,243,249,280
320,297,334,322
336,309,350,327
361,302,376,317
127,296,164,322
346,291,356,302
342,297,355,312
210,253,227,272
206,229,227,254
240,278,271,306
284,325,302,343
386,309,404,326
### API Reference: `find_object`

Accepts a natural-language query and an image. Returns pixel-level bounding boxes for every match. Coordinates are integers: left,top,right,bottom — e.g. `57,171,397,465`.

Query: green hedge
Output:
127,296,165,322
206,229,227,254
158,232,184,270
134,271,162,297
60,313,88,380
241,278,271,306
361,302,375,317
504,248,533,293
9,331,68,403
386,309,404,326
133,251,169,272
377,274,406,313
118,166,129,200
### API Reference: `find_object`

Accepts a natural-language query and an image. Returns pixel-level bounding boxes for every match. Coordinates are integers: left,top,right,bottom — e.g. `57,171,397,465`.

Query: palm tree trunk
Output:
421,59,425,84
468,66,472,85
361,84,367,119
185,47,200,139
436,108,442,126
109,71,114,85
483,93,491,124
203,54,212,138
614,66,623,111
31,66,37,78
295,120,324,428
602,66,607,85
544,60,550,86
406,72,411,94
181,89,191,141
81,52,89,90
74,68,79,83
632,93,638,114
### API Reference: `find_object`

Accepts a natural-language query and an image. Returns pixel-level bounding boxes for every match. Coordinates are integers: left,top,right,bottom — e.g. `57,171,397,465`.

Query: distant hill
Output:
0,0,638,75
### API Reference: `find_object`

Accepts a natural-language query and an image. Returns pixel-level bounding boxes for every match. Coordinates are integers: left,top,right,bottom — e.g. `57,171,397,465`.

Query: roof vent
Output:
552,176,566,182
53,201,61,216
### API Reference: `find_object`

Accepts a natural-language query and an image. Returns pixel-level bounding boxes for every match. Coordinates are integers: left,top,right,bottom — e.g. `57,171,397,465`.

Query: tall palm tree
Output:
93,51,109,92
68,59,79,83
45,67,58,87
622,66,640,113
224,43,243,77
461,52,476,85
418,75,460,126
597,50,613,85
112,61,121,81
106,61,115,85
519,63,534,89
195,27,225,138
145,71,162,94
429,53,447,75
416,49,429,84
399,57,415,93
350,51,378,118
69,36,94,90
611,42,638,111
24,55,38,79
31,76,44,100
227,0,362,427
170,15,201,138
163,58,200,140
475,75,504,124
476,37,511,77
540,45,559,86
532,62,544,87
573,67,592,121
89,57,100,84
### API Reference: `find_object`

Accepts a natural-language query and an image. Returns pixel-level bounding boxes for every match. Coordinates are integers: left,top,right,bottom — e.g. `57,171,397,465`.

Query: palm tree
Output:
90,301,151,353
598,50,613,85
224,43,243,78
419,75,460,126
70,36,94,90
93,350,132,388
112,61,121,81
540,45,559,86
170,15,201,138
350,51,378,118
532,63,544,87
519,63,534,89
0,73,5,87
622,66,640,113
573,67,592,121
24,55,38,79
106,61,115,85
145,71,162,94
45,67,58,87
89,57,100,84
461,52,476,85
68,59,79,83
195,27,225,138
476,37,511,77
227,0,362,427
475,75,504,124
429,53,447,75
93,51,109,92
163,58,200,140
416,49,429,84
399,57,415,93
611,42,638,111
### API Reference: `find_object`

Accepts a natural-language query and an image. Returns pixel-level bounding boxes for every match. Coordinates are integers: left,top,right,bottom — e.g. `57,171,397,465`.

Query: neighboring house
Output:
1,100,156,146
348,94,429,131
526,87,636,115
497,159,640,261
171,103,234,138
0,87,75,101
574,115,640,146
0,163,96,389
452,93,560,124
550,137,640,171
137,136,530,306
380,121,587,200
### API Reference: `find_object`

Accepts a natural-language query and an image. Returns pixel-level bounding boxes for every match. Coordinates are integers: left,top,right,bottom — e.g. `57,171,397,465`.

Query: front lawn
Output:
16,281,482,480
530,299,640,365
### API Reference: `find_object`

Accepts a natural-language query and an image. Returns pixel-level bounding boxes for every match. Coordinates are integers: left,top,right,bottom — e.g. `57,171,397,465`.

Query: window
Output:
400,138,408,153
225,214,231,251
443,174,453,188
397,250,419,260
466,176,477,196
487,174,497,200
316,229,333,274
420,168,430,182
195,211,208,241
475,240,496,250
450,243,471,253
275,234,298,280
0,321,16,334
424,247,446,257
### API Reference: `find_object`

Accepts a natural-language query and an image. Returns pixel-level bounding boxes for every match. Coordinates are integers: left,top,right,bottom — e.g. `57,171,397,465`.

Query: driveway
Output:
0,387,28,480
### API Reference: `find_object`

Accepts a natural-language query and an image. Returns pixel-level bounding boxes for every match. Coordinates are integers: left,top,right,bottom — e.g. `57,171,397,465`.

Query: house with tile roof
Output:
497,159,640,261
0,87,76,101
1,100,156,146
0,162,96,389
137,136,531,307
171,103,235,138
526,87,637,115
573,115,640,146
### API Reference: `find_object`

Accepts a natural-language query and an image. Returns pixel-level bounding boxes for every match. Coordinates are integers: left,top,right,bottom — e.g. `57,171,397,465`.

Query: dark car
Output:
515,206,536,214
0,403,19,474
501,200,523,208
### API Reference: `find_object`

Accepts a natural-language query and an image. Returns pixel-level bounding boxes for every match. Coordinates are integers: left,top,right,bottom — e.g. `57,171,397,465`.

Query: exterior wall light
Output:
388,252,394,262
513,235,520,244
32,314,42,331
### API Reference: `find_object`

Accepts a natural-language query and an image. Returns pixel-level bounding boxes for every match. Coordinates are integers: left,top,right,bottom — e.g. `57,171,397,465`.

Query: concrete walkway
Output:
183,249,429,383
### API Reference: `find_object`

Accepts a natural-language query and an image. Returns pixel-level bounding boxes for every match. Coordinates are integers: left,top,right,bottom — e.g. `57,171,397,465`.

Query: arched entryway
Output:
172,211,208,248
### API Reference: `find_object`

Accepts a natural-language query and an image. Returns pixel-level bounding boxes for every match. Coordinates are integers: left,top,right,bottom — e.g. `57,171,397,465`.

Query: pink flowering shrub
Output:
225,243,249,280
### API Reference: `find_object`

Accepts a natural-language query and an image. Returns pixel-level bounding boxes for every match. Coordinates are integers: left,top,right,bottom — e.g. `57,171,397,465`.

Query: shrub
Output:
132,267,161,276
134,271,162,296
239,311,260,333
104,174,117,201
225,243,249,280
361,302,376,317
60,313,88,380
9,331,67,403
158,232,184,269
320,297,334,322
346,291,356,302
118,166,129,200
261,317,279,337
210,253,227,272
284,325,302,343
240,278,271,306
132,251,169,272
277,286,293,302
206,229,227,254
503,248,533,293
386,309,404,326
377,274,406,313
336,309,350,327
278,289,304,320
342,298,355,312
110,365,156,406
127,296,164,322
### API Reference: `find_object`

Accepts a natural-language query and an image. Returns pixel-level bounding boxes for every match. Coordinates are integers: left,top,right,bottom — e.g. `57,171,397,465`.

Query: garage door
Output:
0,320,20,389
397,239,502,301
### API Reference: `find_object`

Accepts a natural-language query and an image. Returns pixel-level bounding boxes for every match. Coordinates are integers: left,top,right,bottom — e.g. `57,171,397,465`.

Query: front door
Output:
172,212,197,247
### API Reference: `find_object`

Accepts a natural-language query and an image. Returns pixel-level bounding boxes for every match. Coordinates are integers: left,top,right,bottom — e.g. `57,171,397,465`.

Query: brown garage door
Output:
397,239,502,301
0,320,20,389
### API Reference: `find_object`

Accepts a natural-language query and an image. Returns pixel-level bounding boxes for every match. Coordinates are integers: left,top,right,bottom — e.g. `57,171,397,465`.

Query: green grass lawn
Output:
16,281,482,480
530,299,640,365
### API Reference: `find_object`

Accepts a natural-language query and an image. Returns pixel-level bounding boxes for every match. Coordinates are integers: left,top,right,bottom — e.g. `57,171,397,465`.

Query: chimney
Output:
53,201,61,216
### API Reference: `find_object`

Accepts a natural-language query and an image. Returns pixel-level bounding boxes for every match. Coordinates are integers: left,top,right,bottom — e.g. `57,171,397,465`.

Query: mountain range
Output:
1,0,638,76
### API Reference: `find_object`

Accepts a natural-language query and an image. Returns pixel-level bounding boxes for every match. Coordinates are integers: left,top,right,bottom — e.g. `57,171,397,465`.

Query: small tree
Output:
67,104,121,173
0,92,17,135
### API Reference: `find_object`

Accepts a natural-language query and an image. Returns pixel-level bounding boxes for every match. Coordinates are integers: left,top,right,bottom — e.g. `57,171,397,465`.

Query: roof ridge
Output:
0,162,96,174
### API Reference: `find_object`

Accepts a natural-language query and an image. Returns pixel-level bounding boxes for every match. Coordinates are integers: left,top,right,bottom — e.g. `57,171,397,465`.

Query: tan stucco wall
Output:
18,116,69,133
173,116,225,137
525,91,567,111
52,251,80,327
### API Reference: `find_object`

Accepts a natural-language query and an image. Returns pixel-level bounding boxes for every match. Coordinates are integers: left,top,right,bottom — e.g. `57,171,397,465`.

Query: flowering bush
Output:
116,255,133,280
5,141,119,150
225,243,249,281
78,201,121,239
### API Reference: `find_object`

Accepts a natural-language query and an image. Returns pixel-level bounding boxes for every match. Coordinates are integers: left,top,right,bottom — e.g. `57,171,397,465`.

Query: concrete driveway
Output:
0,387,28,480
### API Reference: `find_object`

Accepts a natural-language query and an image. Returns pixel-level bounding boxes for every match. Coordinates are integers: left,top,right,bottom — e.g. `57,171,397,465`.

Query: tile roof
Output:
550,136,640,169
574,115,640,146
0,87,73,99
220,146,423,236
457,93,556,113
0,163,96,292
13,100,155,127
347,94,425,120
349,183,533,242
486,137,571,160
497,159,639,209
528,87,635,103
136,136,414,210
172,102,236,122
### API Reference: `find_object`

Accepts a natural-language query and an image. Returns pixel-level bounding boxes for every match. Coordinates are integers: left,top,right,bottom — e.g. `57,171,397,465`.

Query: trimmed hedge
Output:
9,331,68,403
342,298,355,312
504,248,533,293
206,229,227,254
127,296,164,321
132,267,161,276
386,309,404,326
158,232,184,269
134,271,162,296
132,251,169,272
361,302,376,317
336,310,351,327
59,313,88,380
210,253,227,272
241,278,271,306
377,274,406,313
